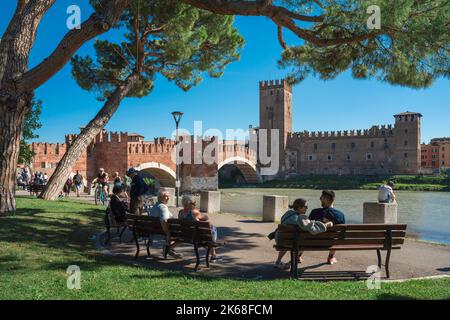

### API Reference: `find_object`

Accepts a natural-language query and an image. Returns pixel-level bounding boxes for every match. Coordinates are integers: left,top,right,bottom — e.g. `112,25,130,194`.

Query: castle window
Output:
404,140,408,146
331,143,336,150
346,153,351,161
314,143,318,151
307,154,316,161
371,141,375,148
351,142,356,149
327,155,332,161
366,153,373,160
404,153,408,158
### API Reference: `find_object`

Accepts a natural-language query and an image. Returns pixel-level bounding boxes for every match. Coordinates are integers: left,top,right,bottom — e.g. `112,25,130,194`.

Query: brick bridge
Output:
31,131,260,191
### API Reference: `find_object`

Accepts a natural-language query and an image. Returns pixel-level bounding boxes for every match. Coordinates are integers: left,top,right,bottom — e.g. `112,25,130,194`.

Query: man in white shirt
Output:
378,181,396,203
149,190,181,258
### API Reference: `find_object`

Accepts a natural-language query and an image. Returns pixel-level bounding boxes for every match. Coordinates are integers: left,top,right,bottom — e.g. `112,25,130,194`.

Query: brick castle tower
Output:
258,79,293,179
393,112,422,174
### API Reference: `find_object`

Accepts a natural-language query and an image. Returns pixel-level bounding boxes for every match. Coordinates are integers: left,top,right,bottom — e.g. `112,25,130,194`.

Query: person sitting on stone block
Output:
378,181,396,203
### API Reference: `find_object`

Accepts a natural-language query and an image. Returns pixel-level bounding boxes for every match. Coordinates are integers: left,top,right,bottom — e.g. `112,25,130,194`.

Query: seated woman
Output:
274,198,333,270
109,185,129,223
179,195,222,262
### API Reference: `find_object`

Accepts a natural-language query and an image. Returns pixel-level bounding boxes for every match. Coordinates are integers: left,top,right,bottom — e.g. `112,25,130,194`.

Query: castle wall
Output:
287,126,397,175
30,142,87,177
283,113,421,176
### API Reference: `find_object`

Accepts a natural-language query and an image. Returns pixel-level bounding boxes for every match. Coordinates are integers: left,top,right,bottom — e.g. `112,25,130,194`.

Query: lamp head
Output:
171,111,184,125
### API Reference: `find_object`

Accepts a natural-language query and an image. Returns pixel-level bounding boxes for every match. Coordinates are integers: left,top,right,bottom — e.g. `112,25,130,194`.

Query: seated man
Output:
109,185,128,224
149,190,181,258
308,190,346,265
275,198,332,270
378,181,396,203
179,195,222,262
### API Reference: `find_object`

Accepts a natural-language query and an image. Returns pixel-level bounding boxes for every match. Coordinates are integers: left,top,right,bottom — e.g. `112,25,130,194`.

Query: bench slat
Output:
275,238,404,248
276,231,406,240
274,245,402,251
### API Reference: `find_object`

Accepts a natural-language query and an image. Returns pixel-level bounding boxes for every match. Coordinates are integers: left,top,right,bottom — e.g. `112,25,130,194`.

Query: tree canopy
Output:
71,0,244,100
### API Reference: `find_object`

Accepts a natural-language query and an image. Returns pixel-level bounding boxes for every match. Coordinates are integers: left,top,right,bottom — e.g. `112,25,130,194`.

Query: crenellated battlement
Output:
259,79,292,92
30,142,67,155
290,124,395,140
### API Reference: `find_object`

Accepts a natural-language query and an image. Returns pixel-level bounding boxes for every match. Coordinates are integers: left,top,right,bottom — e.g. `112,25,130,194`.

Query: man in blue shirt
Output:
309,190,346,264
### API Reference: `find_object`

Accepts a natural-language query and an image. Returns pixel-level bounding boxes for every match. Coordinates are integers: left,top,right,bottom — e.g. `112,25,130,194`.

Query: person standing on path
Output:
73,171,84,198
127,168,146,214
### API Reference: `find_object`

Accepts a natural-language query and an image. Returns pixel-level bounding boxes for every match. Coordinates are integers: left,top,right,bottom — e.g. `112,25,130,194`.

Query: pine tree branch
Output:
16,0,132,92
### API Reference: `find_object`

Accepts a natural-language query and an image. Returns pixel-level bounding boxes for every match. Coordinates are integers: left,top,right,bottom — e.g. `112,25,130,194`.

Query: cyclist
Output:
92,168,109,197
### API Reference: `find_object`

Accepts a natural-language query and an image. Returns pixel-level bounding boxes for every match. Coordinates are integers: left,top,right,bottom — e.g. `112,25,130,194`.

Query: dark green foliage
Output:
279,0,449,88
259,175,450,191
72,0,244,100
18,99,42,165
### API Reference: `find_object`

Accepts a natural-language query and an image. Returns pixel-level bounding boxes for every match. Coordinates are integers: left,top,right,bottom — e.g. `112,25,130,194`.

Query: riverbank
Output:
240,175,450,192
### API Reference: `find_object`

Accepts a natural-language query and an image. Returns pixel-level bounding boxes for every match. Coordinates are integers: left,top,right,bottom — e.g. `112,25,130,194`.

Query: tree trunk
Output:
40,75,139,200
0,93,31,215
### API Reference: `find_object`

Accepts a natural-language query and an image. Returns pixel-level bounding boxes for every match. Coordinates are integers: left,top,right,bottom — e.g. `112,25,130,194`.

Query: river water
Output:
219,188,450,245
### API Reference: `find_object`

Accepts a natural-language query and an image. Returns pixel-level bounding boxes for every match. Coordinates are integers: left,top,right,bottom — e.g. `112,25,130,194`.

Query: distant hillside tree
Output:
40,0,244,200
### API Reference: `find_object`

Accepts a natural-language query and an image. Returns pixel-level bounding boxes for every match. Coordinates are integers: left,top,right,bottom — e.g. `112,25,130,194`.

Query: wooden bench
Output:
167,218,225,271
127,215,225,271
27,184,44,197
103,207,128,245
274,224,407,279
127,214,166,258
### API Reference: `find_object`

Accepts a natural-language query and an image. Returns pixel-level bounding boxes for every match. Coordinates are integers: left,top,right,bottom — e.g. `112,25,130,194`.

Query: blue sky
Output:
1,1,448,144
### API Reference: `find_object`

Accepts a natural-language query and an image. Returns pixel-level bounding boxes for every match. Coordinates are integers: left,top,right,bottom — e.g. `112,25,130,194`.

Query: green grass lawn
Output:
0,196,449,300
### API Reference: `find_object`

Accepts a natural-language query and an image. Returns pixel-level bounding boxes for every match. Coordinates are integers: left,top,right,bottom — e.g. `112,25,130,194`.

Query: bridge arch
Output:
135,162,176,187
218,156,260,184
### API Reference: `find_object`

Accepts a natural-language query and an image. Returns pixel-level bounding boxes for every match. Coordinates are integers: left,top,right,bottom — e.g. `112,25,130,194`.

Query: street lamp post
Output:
172,111,184,208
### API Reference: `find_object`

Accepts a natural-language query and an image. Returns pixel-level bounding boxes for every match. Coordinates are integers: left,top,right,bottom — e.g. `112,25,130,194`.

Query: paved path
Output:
19,190,450,280
100,210,450,281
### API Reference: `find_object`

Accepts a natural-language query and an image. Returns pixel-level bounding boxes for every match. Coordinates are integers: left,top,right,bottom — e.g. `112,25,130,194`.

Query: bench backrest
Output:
275,224,407,250
125,214,165,235
125,214,214,244
167,219,213,244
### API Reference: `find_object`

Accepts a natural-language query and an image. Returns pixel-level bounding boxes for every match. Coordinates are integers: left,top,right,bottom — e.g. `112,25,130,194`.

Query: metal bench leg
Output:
146,239,151,257
163,244,169,259
133,230,140,259
205,246,211,268
376,249,382,269
289,251,295,279
119,226,127,243
104,226,111,245
194,244,200,272
293,250,299,279
385,249,392,279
